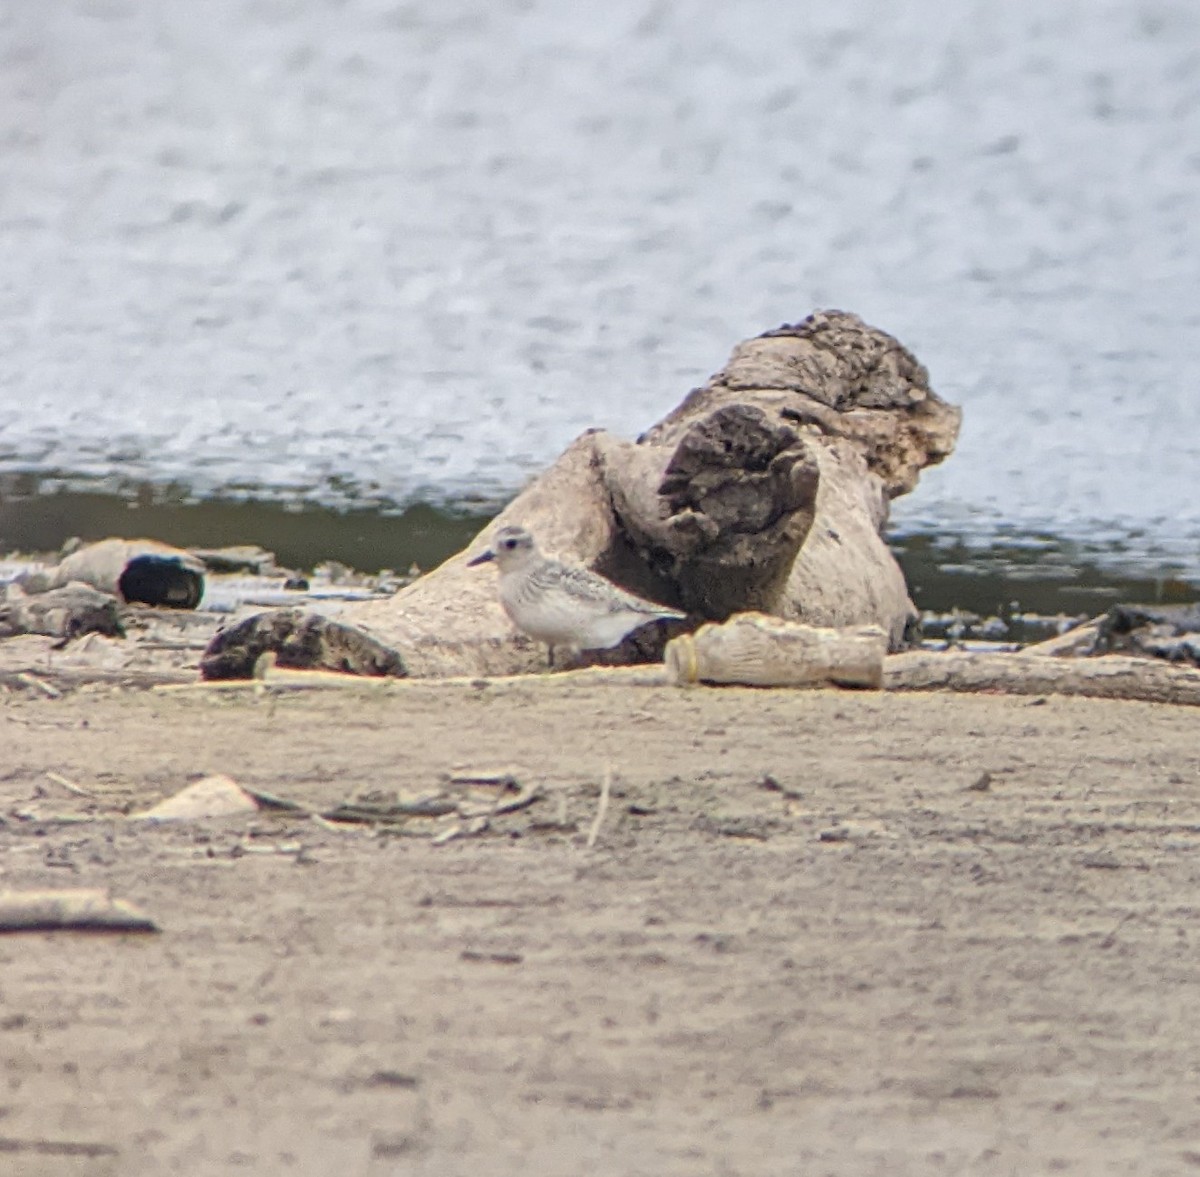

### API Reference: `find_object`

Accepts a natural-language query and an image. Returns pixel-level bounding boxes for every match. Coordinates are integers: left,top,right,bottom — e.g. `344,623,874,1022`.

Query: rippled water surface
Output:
2,0,1198,583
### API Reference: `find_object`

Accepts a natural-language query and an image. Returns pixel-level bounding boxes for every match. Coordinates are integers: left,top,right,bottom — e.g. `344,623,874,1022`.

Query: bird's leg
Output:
547,644,556,671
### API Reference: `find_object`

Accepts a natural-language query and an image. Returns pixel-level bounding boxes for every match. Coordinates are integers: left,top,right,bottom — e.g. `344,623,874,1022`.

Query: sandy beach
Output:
2,675,1197,1175
4,3,1198,1173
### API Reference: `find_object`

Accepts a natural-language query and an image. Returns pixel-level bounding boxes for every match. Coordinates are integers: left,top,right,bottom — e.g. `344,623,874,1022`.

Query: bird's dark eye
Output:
503,538,517,550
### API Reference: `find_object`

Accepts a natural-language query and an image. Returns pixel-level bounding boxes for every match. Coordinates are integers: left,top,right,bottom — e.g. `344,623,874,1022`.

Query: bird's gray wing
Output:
531,561,682,618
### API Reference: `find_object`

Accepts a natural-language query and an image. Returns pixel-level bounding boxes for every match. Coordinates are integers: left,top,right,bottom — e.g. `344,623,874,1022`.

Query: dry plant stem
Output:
309,813,364,833
586,768,613,850
45,771,98,798
16,674,61,698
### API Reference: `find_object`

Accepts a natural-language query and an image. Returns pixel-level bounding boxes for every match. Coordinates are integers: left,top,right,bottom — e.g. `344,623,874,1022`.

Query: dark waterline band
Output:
1,488,1196,618
0,490,488,581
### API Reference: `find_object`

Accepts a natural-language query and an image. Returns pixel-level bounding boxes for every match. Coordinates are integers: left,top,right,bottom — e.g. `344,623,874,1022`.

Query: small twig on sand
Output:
309,813,361,833
430,822,464,846
44,772,97,798
586,768,613,850
435,788,507,847
0,1137,118,1158
432,783,544,846
17,674,61,699
1099,911,1137,950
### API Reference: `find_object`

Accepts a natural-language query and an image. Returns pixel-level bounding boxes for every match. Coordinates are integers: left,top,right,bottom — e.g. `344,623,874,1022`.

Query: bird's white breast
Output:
499,573,650,650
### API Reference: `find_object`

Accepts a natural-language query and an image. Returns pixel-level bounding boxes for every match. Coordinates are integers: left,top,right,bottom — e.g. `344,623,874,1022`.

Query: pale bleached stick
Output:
45,771,98,798
17,673,61,699
154,663,669,694
586,768,613,850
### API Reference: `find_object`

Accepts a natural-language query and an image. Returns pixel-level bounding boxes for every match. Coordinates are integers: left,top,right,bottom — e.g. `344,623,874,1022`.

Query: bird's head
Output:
467,524,538,572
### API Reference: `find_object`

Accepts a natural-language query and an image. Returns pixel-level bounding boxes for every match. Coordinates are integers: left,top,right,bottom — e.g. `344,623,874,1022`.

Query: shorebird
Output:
468,525,686,664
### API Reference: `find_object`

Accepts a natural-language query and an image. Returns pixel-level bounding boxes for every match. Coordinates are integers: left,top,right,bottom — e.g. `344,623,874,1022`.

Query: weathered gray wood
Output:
601,405,821,617
0,582,125,641
1021,618,1102,656
1095,603,1200,665
884,650,1200,707
200,608,407,680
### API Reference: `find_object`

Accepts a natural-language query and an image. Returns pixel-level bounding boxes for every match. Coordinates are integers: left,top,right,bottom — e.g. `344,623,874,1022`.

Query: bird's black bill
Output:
467,550,496,567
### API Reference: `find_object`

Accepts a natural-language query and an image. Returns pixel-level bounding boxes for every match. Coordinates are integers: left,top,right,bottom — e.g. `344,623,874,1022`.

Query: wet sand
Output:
2,678,1197,1175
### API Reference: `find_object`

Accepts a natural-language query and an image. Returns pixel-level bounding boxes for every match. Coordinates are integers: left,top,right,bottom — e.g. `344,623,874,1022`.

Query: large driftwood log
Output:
205,311,961,678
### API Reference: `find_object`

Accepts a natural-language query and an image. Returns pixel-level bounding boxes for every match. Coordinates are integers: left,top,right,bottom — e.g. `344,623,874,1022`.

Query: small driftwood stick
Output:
17,674,62,699
586,769,613,850
322,797,458,823
45,772,97,798
1021,619,1102,656
0,889,158,933
3,667,194,693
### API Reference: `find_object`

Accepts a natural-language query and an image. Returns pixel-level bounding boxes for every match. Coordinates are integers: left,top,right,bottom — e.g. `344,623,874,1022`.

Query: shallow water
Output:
1,0,1198,586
